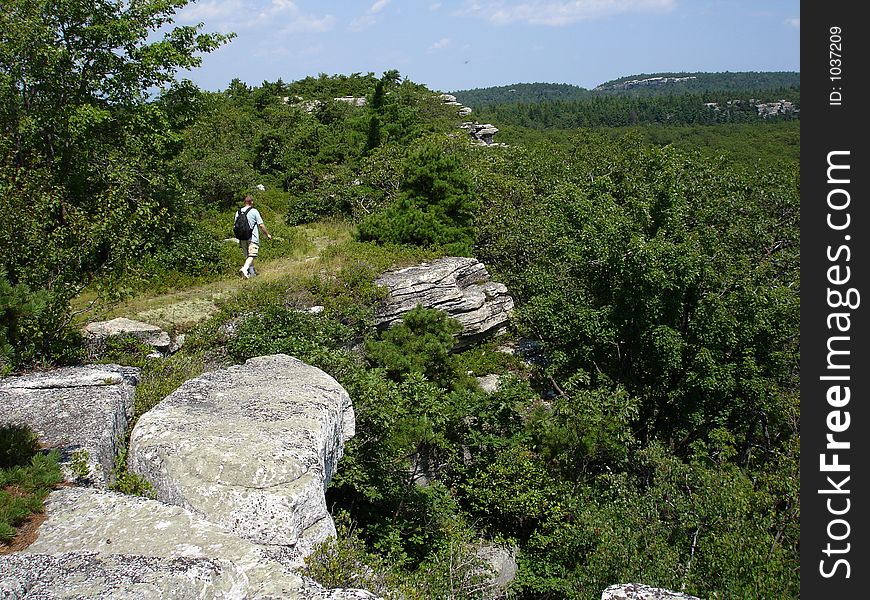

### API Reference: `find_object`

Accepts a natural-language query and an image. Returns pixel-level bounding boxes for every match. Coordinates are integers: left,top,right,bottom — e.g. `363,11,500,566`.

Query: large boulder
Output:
20,487,377,599
373,257,514,348
127,354,356,567
601,583,702,600
475,543,518,598
0,364,139,487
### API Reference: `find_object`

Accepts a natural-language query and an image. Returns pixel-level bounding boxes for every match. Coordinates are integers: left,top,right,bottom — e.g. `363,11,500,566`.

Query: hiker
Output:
235,195,272,279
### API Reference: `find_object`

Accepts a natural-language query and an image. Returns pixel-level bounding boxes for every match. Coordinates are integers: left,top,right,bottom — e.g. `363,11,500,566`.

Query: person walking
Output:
235,195,272,279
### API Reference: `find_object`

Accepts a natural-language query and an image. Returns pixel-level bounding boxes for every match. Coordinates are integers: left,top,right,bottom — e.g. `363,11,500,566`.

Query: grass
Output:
71,218,357,333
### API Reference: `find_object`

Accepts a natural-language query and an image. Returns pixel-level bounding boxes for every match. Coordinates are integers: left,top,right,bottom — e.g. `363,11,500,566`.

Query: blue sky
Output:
175,0,800,93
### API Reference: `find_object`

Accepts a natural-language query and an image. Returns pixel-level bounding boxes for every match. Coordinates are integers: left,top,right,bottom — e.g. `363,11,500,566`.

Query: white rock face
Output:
128,354,356,566
601,583,702,600
374,257,514,348
0,552,248,599
23,487,320,598
0,364,139,487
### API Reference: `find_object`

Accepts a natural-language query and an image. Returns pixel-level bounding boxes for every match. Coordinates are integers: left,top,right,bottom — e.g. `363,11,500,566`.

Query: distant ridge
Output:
452,71,800,107
594,71,800,94
449,82,590,107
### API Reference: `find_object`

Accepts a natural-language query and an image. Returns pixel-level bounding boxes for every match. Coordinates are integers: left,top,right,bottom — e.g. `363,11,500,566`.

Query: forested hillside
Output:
2,3,798,599
450,82,592,106
452,71,800,106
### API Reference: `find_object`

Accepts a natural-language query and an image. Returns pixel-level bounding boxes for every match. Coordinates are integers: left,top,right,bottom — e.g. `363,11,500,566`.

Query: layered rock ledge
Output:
373,257,514,348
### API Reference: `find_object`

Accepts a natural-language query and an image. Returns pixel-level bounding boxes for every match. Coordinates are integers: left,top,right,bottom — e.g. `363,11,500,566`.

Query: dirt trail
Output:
86,226,349,333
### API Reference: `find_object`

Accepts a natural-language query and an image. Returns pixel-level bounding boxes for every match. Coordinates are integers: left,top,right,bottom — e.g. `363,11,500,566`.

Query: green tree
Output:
365,306,463,388
358,138,478,254
0,0,232,368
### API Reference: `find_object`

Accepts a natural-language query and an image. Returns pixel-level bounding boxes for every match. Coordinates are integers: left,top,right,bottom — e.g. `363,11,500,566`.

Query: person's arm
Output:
258,222,272,240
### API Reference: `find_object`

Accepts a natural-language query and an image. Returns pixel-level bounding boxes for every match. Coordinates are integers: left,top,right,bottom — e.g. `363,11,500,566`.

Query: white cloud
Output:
457,0,676,26
179,0,334,33
281,14,335,33
348,15,378,31
429,37,453,51
370,0,392,13
430,2,444,9
348,0,394,30
785,17,800,29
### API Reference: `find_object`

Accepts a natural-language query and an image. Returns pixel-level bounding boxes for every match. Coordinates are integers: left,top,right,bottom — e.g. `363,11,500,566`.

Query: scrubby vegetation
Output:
0,425,63,544
1,2,799,597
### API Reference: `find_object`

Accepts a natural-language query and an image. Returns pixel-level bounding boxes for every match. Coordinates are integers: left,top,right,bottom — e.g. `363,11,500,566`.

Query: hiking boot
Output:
239,268,250,279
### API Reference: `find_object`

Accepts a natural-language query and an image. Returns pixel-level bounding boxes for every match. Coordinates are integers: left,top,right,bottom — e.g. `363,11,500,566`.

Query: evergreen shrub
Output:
365,306,462,388
357,140,477,254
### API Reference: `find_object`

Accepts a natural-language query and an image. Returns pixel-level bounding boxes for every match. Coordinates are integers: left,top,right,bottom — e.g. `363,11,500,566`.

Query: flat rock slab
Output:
601,584,702,600
83,317,172,355
374,257,514,348
0,551,248,599
0,364,139,487
25,487,307,598
128,354,356,566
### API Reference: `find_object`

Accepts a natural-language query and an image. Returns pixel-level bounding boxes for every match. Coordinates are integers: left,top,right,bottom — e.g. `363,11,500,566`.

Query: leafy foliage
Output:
358,139,478,254
365,306,463,388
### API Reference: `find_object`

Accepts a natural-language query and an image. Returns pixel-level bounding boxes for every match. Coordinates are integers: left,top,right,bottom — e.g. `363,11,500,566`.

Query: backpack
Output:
233,207,254,241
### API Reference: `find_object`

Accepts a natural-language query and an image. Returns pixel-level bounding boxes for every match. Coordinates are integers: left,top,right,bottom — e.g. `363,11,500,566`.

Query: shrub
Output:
0,425,40,470
357,140,477,254
226,305,355,363
364,306,462,388
0,274,82,374
0,428,62,544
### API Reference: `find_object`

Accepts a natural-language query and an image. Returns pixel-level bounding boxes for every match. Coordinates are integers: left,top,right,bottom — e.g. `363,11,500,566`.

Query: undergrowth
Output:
0,425,63,543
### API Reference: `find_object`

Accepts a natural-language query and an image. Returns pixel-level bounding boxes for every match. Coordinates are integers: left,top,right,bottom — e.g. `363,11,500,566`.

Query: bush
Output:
0,425,40,470
0,274,82,374
226,305,355,363
365,306,462,388
0,426,63,543
357,140,477,254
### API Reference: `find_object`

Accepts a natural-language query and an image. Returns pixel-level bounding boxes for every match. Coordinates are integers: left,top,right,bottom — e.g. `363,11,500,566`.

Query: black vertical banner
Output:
802,2,869,597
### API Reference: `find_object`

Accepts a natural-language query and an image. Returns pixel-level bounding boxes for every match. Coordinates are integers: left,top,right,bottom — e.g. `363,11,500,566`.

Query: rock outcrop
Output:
475,543,518,598
0,552,248,599
460,121,502,146
83,317,177,357
0,364,139,487
601,583,702,600
128,354,356,567
373,257,514,348
19,487,358,598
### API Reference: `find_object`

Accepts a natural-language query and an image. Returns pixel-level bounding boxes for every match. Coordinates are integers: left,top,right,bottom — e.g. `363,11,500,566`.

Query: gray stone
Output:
0,364,139,487
601,583,702,600
128,354,356,567
476,374,501,394
475,543,518,598
373,257,514,349
24,487,313,598
460,122,501,146
83,317,172,356
0,552,247,599
169,333,187,354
